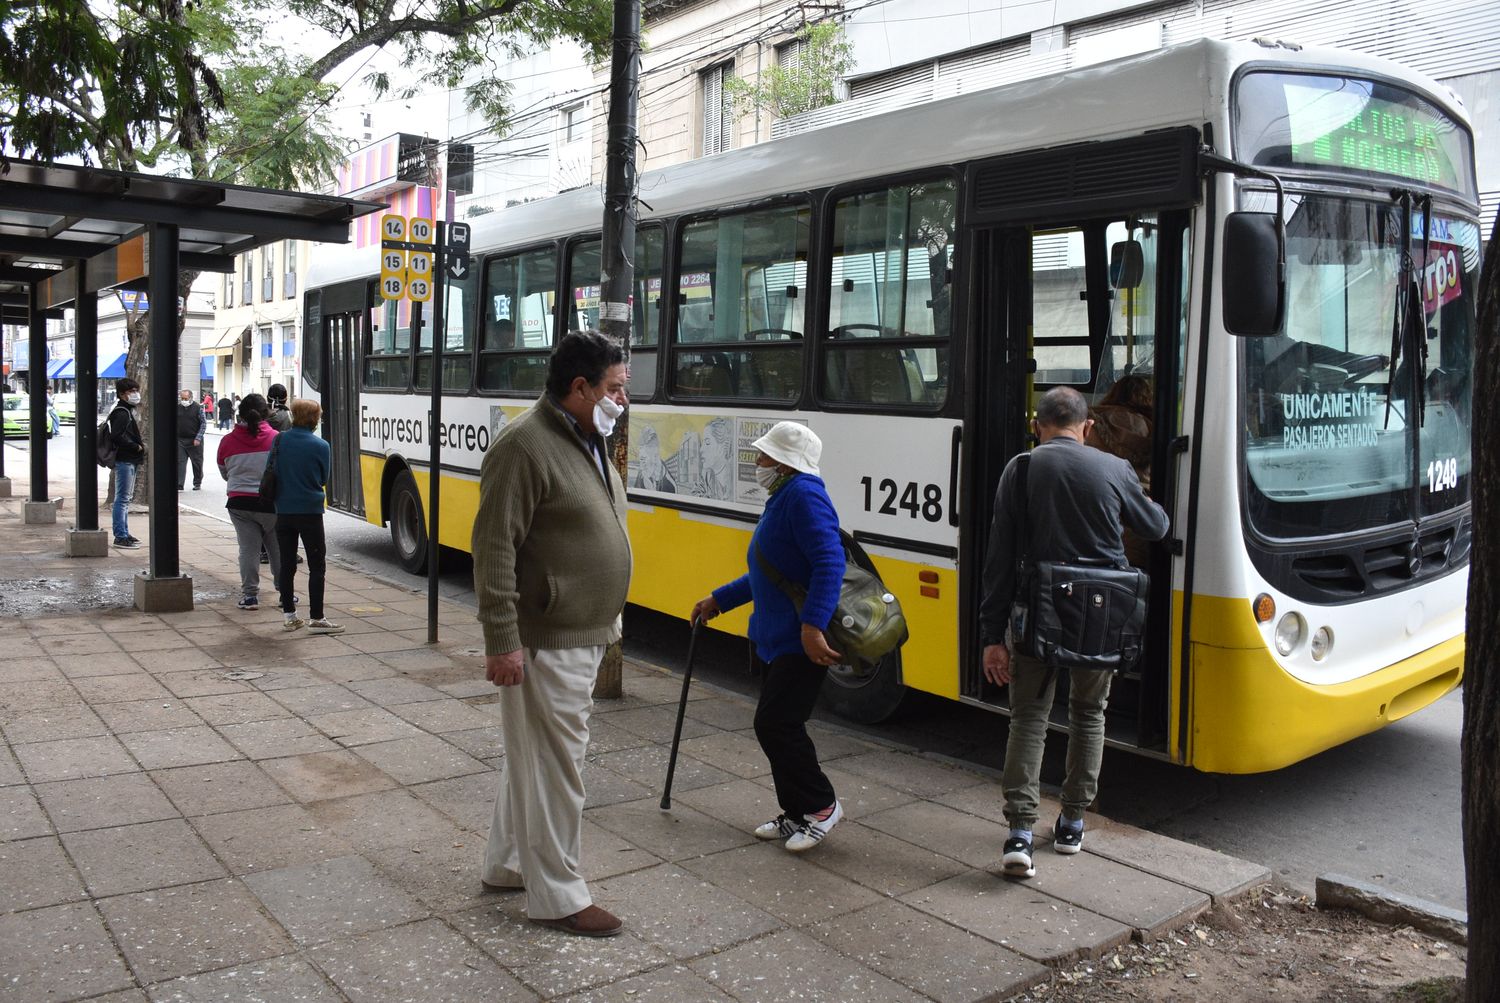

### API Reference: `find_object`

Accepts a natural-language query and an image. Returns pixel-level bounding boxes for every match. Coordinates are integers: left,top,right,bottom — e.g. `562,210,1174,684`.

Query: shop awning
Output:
46,357,71,378
201,325,246,356
200,357,214,381
100,353,128,379
52,358,74,380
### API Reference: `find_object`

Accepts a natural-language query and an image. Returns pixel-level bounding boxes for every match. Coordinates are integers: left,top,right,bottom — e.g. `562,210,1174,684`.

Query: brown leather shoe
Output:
480,879,523,893
530,904,623,938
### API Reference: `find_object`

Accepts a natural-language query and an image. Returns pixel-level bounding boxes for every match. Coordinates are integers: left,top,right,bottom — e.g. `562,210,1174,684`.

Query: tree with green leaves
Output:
724,20,853,122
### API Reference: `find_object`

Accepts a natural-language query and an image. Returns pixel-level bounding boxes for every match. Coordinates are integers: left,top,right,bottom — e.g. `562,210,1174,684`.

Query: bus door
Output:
964,212,1189,755
324,307,365,516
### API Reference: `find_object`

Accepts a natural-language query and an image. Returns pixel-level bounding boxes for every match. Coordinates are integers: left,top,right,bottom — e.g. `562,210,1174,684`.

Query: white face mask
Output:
591,392,625,437
180,398,193,407
754,465,782,491
126,393,141,405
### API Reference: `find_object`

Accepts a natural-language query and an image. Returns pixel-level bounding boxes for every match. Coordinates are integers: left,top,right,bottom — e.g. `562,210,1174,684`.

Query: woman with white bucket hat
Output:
692,421,845,852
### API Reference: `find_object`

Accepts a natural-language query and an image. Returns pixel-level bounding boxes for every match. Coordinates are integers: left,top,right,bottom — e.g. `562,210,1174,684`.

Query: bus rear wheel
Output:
389,469,428,575
819,648,906,724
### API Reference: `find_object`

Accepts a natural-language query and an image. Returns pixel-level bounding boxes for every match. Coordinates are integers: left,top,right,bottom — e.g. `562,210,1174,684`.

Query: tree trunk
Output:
1463,209,1500,1000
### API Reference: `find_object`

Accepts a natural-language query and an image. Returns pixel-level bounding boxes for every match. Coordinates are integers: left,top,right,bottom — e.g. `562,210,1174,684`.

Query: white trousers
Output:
482,644,602,920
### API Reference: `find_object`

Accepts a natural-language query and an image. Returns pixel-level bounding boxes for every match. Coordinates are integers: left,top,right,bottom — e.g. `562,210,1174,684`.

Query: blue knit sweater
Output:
713,474,844,663
271,427,330,515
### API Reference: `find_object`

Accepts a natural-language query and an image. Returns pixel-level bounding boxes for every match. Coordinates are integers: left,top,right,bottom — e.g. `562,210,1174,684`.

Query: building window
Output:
225,272,234,309
262,246,275,301
284,241,297,298
258,326,274,370
562,104,585,144
281,322,296,360
242,255,253,305
701,62,735,156
776,37,804,71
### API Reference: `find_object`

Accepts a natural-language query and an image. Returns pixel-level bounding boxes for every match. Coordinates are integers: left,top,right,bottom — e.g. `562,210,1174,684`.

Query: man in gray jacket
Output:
979,386,1169,879
472,331,631,937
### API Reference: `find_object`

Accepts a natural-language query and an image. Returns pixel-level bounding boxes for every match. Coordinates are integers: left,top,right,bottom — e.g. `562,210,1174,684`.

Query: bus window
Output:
479,246,557,394
415,266,478,392
1032,227,1090,385
672,203,809,402
822,178,954,407
568,227,665,400
365,298,412,389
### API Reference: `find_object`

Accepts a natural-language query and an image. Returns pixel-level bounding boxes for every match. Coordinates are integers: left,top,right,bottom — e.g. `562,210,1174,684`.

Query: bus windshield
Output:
1240,193,1478,538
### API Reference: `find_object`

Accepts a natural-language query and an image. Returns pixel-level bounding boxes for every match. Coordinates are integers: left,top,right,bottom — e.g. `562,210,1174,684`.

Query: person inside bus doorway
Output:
979,387,1168,879
266,383,292,432
691,421,847,854
472,330,631,938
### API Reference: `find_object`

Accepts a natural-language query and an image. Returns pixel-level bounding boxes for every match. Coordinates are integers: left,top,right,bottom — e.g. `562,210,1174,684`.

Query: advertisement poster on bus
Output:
626,411,809,508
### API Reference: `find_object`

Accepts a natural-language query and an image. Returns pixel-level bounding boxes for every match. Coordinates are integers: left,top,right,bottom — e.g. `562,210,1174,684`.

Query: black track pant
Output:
276,513,326,620
754,652,836,819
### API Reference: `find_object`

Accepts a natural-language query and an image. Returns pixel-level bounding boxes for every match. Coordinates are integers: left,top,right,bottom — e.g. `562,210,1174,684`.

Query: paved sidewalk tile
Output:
556,964,737,1003
259,750,398,802
311,917,537,1002
184,691,291,726
119,725,243,770
0,746,21,786
1019,846,1210,938
591,743,735,794
679,843,884,926
0,835,87,912
98,878,295,983
1083,824,1271,901
409,773,497,831
587,797,757,862
270,683,374,717
690,928,927,1003
900,870,1132,964
449,899,670,997
243,854,426,946
62,818,227,897
217,717,341,760
0,901,136,1000
351,733,488,785
367,834,490,914
146,955,346,1003
804,819,969,898
1,703,109,744
387,697,496,734
593,863,782,960
306,789,466,853
309,706,424,747
150,761,292,816
810,899,1049,1003
12,734,138,783
192,803,355,875
33,772,179,833
675,730,772,778
674,777,785,835
860,800,1008,870
74,673,176,705
834,750,987,797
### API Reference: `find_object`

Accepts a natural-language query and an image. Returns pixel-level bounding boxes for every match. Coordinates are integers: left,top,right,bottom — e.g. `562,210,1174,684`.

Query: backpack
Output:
95,408,121,469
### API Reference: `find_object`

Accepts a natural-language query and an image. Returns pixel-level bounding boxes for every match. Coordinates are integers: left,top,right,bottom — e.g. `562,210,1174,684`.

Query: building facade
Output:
206,239,310,401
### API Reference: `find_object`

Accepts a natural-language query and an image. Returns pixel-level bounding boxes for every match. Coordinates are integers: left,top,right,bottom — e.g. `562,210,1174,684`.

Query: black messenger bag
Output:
1008,454,1149,673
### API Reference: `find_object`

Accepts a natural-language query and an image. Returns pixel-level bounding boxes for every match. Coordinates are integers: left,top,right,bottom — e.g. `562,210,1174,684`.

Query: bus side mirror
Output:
1110,240,1144,290
1223,212,1285,336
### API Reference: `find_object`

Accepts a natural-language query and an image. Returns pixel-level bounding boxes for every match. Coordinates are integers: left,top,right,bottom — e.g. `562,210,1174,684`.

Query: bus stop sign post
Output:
425,219,442,645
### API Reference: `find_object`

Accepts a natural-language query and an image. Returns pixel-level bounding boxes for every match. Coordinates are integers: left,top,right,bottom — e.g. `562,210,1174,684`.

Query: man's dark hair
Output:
1035,386,1089,428
545,331,625,398
267,383,288,403
116,378,139,397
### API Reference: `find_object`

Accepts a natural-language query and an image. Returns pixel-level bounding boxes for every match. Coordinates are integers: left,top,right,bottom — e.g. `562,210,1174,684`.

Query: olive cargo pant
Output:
1001,652,1114,831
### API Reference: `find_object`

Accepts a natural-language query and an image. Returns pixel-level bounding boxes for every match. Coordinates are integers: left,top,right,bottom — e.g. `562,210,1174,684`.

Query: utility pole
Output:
594,0,641,701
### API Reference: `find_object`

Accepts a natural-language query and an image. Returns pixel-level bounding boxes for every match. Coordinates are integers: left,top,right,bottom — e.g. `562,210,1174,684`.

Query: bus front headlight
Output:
1274,613,1304,656
1310,626,1333,661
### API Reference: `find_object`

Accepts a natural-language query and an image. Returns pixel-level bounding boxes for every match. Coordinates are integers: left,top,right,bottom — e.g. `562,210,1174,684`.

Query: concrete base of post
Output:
0,477,11,498
64,528,110,557
24,499,58,524
134,572,194,613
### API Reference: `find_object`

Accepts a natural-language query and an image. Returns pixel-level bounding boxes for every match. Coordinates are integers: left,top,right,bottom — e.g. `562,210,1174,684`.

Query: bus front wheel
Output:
819,648,907,724
389,469,428,575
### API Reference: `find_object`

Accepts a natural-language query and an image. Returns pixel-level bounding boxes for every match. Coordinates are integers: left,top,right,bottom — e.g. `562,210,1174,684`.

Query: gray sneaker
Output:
282,616,305,632
307,619,345,635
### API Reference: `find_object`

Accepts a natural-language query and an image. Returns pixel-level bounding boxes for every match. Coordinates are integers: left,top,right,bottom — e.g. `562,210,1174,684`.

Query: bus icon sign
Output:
449,222,471,250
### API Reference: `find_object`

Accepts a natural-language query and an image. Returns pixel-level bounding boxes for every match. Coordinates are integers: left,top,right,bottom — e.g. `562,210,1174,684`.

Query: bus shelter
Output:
0,160,384,611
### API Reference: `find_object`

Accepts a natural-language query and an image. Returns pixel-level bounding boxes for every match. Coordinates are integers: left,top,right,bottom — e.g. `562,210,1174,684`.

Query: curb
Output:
1315,873,1467,946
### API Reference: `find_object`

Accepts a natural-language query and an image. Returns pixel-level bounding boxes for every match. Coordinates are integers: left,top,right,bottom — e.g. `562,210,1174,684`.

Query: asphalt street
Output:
7,424,1468,913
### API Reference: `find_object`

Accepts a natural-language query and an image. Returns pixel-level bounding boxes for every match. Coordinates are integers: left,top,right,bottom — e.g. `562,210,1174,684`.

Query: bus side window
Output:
568,228,665,401
670,202,809,404
479,247,557,394
365,298,412,389
821,178,954,408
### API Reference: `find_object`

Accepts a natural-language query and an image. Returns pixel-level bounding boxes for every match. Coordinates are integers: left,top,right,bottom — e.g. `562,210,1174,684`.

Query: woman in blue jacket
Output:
273,399,342,635
692,422,845,852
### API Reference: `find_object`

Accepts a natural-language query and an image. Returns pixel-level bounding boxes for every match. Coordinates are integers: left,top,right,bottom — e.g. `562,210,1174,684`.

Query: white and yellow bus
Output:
303,38,1480,773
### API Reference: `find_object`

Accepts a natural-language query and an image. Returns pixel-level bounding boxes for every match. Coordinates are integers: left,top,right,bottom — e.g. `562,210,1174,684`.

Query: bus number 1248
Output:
861,476,944,522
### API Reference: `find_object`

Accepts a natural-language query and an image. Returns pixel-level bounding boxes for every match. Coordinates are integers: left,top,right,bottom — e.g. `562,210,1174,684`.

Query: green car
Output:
54,392,76,425
3,394,30,438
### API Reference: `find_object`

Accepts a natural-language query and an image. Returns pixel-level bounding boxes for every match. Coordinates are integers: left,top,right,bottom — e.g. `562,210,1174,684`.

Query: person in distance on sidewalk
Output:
175,388,207,490
269,399,342,635
692,421,846,854
217,394,282,611
472,331,632,938
106,378,145,549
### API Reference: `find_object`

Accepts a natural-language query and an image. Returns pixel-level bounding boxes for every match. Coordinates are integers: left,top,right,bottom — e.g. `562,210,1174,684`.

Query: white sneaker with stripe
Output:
785,800,843,853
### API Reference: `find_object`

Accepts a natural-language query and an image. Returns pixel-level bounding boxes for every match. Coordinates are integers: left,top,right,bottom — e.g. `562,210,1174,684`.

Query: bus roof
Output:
309,37,1469,288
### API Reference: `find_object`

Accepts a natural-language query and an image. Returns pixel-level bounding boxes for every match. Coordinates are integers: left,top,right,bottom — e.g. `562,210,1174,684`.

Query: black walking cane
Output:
661,618,702,810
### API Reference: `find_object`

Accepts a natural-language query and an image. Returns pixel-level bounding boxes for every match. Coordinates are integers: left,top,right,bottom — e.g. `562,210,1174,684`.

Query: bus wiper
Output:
1384,188,1431,429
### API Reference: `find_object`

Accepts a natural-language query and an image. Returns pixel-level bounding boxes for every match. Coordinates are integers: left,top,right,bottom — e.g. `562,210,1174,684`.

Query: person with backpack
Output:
217,394,282,611
690,421,847,853
266,383,292,432
105,378,145,549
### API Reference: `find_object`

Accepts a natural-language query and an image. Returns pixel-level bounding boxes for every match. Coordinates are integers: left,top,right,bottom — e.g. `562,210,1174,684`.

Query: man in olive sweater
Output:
473,331,632,938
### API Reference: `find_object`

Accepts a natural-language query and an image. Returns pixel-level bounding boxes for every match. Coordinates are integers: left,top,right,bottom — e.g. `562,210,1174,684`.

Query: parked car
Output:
54,392,76,425
3,394,30,438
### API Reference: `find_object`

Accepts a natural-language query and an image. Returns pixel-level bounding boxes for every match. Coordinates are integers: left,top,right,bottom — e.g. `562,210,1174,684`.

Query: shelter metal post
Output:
28,281,47,500
147,223,179,578
75,271,99,531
